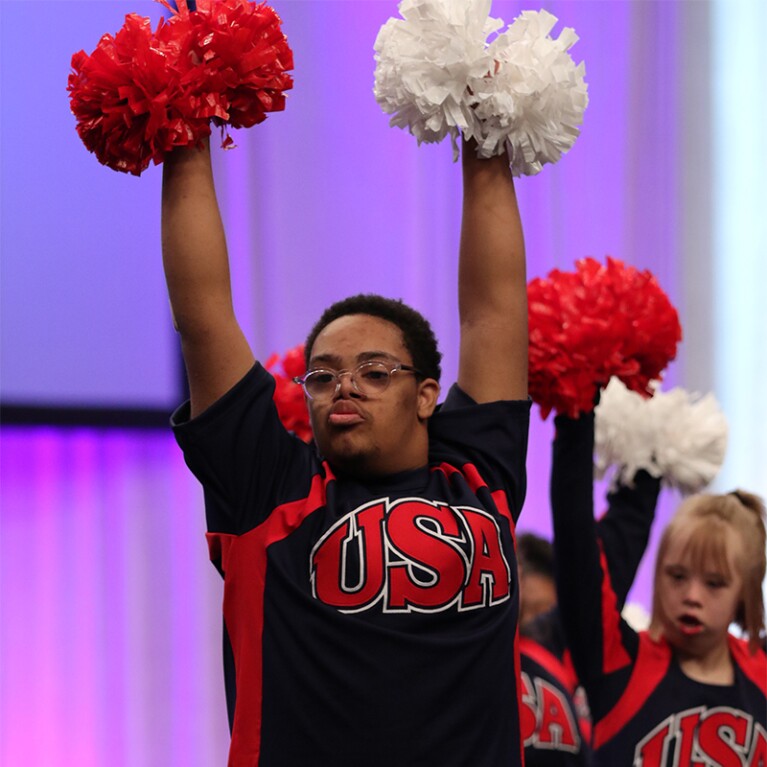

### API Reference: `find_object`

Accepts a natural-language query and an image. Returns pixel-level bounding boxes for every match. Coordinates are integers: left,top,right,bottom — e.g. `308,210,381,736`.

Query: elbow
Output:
170,298,237,343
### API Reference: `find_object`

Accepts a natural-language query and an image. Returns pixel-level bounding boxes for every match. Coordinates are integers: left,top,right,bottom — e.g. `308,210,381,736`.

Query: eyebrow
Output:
309,350,401,367
664,562,730,581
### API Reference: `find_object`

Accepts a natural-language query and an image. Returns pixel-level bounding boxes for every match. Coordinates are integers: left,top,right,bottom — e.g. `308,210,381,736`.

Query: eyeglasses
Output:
293,361,422,401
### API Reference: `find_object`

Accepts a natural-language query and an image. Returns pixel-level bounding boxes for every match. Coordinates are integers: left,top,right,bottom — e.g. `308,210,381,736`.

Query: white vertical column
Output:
711,0,767,497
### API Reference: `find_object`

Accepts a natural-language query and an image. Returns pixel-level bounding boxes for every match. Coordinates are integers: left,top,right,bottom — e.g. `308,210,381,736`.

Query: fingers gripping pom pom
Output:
68,0,293,175
374,0,587,174
265,345,313,443
527,257,682,419
595,378,728,495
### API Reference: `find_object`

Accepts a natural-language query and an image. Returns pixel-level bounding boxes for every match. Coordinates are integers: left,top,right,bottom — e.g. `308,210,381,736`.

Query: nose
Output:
682,578,704,606
335,370,361,399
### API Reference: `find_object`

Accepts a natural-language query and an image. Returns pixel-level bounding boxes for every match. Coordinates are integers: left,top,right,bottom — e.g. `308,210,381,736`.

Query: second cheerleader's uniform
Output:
172,363,531,767
521,413,662,767
551,414,767,767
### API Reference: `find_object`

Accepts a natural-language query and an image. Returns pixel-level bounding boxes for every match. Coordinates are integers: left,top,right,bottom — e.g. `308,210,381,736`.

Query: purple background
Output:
1,1,763,764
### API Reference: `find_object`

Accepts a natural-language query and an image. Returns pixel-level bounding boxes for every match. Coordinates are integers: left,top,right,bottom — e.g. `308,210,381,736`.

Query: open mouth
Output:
678,615,704,636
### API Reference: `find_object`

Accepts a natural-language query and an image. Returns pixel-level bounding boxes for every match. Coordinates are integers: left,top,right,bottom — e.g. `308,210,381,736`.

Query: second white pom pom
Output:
595,378,728,495
373,0,588,174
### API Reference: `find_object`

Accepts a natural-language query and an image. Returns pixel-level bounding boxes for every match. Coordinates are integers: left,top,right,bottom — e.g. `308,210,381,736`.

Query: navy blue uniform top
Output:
550,413,767,767
520,635,589,766
521,412,662,767
173,363,531,767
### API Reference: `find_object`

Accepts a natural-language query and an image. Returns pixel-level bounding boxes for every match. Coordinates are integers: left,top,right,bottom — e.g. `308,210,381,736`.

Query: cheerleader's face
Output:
305,314,439,477
519,571,557,628
656,527,743,656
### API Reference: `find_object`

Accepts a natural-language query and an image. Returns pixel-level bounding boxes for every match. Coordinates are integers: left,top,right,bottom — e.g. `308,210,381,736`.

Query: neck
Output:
336,452,428,479
328,440,429,479
676,637,734,685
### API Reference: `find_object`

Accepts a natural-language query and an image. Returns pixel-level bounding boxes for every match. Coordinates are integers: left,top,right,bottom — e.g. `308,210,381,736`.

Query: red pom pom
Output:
188,0,294,134
528,257,682,419
265,344,312,443
68,0,293,174
68,14,205,174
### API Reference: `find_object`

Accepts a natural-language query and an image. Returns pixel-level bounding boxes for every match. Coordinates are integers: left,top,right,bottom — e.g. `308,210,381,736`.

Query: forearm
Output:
161,141,254,416
551,413,610,682
597,470,661,607
162,141,232,336
457,147,527,402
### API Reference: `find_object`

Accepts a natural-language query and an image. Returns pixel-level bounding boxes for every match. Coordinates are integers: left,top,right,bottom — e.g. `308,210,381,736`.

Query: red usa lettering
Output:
310,498,511,614
634,706,766,767
520,671,580,753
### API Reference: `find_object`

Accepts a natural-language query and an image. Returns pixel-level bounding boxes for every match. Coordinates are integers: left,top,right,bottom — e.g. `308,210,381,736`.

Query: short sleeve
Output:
172,363,318,534
429,384,531,521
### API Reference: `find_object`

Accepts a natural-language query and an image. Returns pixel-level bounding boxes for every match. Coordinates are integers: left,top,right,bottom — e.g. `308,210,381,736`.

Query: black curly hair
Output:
304,294,442,382
516,532,554,580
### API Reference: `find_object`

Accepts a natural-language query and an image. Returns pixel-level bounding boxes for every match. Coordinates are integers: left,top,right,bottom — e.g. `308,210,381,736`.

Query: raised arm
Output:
597,470,661,609
457,145,527,403
551,411,640,690
162,141,255,417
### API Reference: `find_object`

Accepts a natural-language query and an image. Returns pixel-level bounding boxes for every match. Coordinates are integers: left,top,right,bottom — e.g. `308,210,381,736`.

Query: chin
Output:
320,436,376,474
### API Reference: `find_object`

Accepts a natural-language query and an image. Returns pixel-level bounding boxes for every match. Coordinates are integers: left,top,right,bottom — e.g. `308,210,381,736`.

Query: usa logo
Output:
310,497,512,614
520,671,581,753
634,706,766,766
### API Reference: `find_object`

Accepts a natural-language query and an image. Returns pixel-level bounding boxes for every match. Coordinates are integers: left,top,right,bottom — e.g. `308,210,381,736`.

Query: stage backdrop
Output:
1,1,764,765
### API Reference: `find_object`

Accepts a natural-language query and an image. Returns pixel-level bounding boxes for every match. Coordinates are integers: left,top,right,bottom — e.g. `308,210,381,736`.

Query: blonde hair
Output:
650,490,766,654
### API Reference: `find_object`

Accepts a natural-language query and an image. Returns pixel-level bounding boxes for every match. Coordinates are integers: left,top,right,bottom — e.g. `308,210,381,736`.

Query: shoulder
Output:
428,384,530,463
520,636,578,693
436,382,531,412
172,362,274,434
430,383,530,437
729,634,767,695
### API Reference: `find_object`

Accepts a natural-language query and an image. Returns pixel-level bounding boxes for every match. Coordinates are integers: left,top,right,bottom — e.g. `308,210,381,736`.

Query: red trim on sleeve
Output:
207,531,236,573
491,488,514,530
593,632,671,749
598,541,632,674
433,462,515,533
434,461,485,491
562,650,577,685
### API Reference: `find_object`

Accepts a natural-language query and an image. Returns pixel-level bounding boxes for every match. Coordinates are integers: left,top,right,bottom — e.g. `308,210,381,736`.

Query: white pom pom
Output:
373,2,588,173
594,378,657,486
477,10,589,175
622,602,651,631
374,0,501,159
647,389,729,495
595,378,728,495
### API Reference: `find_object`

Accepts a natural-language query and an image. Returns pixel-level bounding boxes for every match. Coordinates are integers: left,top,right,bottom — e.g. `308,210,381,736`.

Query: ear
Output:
416,378,440,420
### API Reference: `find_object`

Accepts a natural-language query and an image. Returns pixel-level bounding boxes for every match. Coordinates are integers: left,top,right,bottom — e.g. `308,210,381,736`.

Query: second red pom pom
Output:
527,257,682,419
